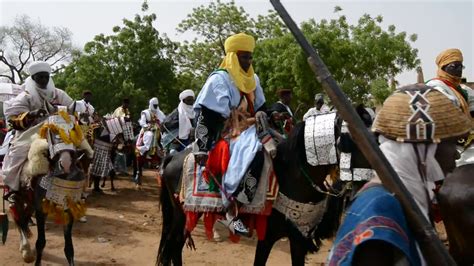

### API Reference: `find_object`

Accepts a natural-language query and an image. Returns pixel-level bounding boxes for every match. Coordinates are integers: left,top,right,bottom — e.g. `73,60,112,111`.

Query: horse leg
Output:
34,209,46,266
92,175,103,193
109,169,116,191
101,175,106,188
288,234,307,266
19,227,35,263
63,215,75,266
254,216,285,266
9,192,35,263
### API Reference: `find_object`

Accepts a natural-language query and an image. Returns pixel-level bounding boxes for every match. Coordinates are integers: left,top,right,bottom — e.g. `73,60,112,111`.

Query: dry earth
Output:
1,170,330,265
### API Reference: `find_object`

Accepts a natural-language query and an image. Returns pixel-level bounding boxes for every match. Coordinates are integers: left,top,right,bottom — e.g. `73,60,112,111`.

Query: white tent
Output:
0,83,23,102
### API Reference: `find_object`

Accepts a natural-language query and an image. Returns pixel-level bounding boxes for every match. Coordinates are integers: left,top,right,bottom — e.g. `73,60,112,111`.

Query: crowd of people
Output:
0,32,473,264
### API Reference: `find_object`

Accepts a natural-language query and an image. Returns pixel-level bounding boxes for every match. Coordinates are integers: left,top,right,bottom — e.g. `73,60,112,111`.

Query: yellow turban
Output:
219,33,256,94
435,48,463,87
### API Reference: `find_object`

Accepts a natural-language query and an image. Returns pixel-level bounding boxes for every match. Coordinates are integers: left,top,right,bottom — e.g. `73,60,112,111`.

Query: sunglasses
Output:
445,62,465,70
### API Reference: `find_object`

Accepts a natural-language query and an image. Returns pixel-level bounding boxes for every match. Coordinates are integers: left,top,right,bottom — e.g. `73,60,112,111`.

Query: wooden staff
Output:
269,0,455,264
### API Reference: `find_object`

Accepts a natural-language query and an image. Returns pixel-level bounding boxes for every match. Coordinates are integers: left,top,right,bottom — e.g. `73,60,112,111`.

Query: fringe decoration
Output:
41,197,86,225
39,122,84,147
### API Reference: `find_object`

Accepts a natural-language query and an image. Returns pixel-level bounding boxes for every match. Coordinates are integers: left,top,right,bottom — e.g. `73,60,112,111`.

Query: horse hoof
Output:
79,216,87,223
22,247,36,263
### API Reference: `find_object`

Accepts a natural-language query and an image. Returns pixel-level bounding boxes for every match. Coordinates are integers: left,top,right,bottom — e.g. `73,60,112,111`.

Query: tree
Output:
176,2,418,119
0,15,74,83
253,11,419,116
55,2,177,120
174,0,286,87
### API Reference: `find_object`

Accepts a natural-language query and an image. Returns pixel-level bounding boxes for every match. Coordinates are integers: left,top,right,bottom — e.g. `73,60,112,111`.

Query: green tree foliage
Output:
254,12,419,115
54,2,177,120
175,0,286,87
177,2,418,118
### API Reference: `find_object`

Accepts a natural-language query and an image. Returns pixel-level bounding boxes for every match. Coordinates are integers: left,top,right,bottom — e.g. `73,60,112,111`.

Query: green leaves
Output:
54,1,419,122
54,6,177,120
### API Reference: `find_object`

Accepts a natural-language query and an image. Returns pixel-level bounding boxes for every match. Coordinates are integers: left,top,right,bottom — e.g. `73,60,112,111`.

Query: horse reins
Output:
299,163,349,198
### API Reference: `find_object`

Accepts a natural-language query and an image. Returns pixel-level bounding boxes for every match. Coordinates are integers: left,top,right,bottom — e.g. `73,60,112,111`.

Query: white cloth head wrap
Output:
28,61,52,75
147,97,165,122
179,89,195,101
178,90,195,139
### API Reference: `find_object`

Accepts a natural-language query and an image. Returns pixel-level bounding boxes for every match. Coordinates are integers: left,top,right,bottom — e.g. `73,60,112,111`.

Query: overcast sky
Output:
1,0,473,86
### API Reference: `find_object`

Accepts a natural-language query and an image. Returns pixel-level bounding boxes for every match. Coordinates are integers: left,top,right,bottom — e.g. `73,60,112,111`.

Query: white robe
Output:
1,79,73,191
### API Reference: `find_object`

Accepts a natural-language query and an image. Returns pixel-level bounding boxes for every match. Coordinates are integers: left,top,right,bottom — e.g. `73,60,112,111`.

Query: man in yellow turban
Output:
192,33,273,236
426,48,472,118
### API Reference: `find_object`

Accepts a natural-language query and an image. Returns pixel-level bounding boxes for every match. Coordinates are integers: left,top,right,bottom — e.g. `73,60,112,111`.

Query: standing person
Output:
113,98,131,119
161,89,195,154
268,88,294,136
303,93,330,121
75,90,95,124
193,32,272,235
112,98,133,175
327,84,471,265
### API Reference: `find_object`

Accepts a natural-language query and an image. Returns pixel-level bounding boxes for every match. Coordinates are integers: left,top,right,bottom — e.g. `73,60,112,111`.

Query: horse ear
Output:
68,102,77,115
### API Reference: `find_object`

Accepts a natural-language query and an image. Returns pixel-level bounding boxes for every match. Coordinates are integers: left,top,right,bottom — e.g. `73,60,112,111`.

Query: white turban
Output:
178,90,195,139
28,61,52,75
148,97,165,122
149,97,159,110
179,89,195,101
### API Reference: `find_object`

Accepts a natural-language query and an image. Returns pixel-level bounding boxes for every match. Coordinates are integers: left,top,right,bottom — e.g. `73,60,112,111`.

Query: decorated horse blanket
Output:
181,151,278,213
304,112,338,166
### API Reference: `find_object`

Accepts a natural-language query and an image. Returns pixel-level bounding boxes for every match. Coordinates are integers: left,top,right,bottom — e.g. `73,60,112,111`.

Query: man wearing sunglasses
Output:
426,48,473,118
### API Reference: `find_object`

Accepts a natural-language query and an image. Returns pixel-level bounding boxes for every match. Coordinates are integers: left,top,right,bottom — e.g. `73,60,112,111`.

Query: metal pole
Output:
269,0,455,265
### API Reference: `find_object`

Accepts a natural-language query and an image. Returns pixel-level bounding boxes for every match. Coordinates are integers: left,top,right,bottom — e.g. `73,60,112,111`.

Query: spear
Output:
269,0,455,264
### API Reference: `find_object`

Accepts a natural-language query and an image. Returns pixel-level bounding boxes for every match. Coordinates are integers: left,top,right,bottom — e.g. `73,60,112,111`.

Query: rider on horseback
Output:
136,97,165,158
192,33,275,236
1,61,74,193
426,48,474,119
161,89,195,154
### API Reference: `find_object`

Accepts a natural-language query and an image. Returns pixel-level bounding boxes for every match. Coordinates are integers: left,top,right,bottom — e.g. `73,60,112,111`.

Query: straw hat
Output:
372,83,472,143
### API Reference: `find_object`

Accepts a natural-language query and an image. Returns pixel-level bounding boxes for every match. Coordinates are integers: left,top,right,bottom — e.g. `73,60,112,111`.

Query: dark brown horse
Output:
437,139,474,265
4,110,86,265
156,120,346,266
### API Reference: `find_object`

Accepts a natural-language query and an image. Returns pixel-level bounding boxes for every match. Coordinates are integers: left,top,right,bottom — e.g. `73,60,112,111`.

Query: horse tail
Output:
156,171,172,265
156,152,186,266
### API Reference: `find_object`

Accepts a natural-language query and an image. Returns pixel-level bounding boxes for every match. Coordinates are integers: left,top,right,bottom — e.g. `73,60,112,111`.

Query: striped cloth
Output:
90,139,114,177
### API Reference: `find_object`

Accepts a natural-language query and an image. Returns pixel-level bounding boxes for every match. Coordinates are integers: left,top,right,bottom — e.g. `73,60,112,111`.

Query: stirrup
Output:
219,217,250,237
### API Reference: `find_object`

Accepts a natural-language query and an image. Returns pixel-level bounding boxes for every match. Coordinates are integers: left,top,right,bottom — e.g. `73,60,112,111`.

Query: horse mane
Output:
278,121,307,164
279,119,344,251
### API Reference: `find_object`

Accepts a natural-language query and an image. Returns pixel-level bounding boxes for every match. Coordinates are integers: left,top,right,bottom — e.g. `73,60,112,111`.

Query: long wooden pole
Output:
269,0,455,265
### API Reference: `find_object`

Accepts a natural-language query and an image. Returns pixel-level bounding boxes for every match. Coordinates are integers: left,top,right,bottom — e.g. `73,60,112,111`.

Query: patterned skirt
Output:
90,139,114,177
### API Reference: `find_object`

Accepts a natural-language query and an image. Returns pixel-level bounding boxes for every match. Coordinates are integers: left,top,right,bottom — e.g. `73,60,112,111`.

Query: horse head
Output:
41,105,85,181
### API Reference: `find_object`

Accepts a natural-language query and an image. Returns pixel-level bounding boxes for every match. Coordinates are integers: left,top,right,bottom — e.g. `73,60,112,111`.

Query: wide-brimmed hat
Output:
372,83,471,143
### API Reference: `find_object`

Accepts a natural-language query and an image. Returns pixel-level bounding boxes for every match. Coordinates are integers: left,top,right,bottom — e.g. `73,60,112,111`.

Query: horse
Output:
437,136,474,265
133,124,163,189
88,115,134,192
156,110,373,265
3,107,90,265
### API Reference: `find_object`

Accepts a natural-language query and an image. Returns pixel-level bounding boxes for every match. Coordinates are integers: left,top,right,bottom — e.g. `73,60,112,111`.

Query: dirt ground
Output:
1,170,330,265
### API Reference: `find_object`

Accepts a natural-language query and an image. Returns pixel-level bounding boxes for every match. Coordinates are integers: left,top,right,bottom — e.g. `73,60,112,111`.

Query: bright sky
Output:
1,0,473,86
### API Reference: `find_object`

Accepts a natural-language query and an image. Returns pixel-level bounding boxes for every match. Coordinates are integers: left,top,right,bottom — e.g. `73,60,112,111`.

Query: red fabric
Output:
203,139,230,183
185,211,200,233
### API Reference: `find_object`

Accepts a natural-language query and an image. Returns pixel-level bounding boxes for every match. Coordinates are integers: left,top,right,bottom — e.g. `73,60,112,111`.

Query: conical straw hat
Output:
372,84,472,143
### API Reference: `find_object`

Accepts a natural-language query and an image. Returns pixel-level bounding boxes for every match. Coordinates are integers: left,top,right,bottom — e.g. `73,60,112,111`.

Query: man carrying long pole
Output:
269,0,456,264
